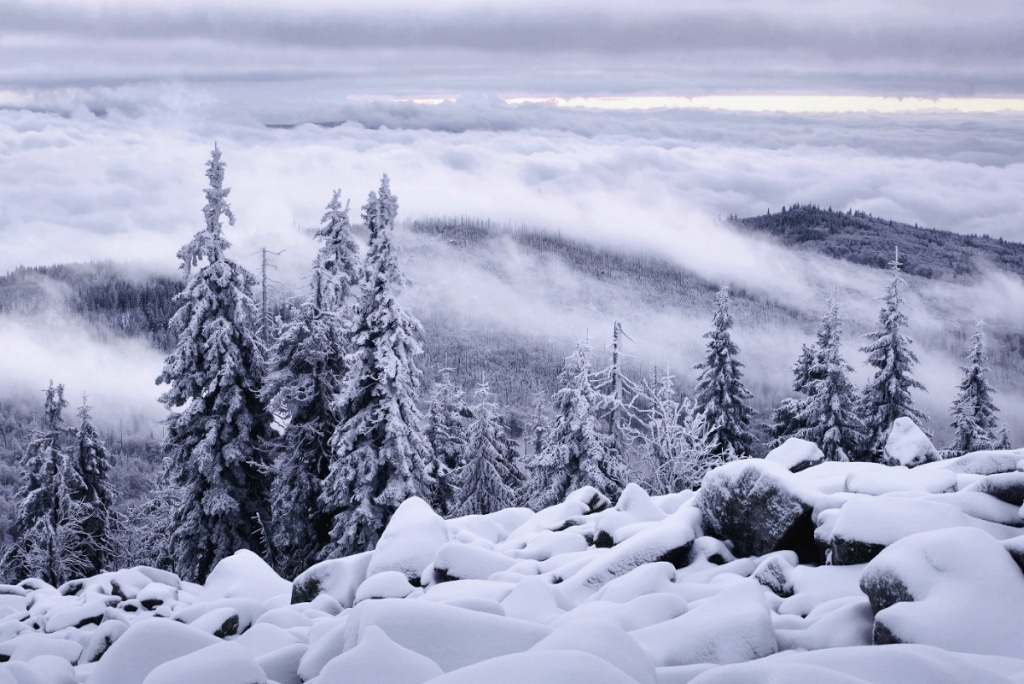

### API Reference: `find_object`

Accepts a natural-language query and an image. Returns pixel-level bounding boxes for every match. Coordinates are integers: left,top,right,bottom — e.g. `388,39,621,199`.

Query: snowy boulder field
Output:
3,446,1024,684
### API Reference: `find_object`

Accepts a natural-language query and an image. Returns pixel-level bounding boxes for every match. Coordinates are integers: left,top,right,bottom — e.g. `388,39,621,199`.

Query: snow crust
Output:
0,450,1023,683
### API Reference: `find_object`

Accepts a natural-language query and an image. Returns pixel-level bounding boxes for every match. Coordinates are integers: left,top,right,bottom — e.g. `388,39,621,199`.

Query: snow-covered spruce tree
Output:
156,145,273,583
529,339,624,509
263,189,362,577
67,396,114,575
3,383,93,584
692,286,756,459
321,175,434,558
450,383,518,517
859,251,927,460
765,343,817,447
632,370,720,494
792,298,864,462
425,370,469,516
948,322,1004,457
593,321,639,467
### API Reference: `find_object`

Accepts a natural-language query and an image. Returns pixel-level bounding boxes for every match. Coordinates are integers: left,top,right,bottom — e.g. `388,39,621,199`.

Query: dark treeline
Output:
733,203,1024,281
0,262,180,351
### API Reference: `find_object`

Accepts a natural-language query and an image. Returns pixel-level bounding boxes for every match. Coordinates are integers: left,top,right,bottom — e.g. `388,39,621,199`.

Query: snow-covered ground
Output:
2,443,1024,684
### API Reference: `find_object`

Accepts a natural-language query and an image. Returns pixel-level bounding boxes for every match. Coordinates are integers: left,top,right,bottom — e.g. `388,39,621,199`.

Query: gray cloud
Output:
2,1,1023,96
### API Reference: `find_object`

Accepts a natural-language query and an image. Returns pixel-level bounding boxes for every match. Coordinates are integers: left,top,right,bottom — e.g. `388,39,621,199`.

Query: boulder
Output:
829,496,1016,565
963,472,1024,507
860,527,1024,657
432,543,516,582
881,418,939,467
291,551,373,606
632,581,777,667
765,438,825,473
309,626,442,684
696,459,818,561
366,497,449,585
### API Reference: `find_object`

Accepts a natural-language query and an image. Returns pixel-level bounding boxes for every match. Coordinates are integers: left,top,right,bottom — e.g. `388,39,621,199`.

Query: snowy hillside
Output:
1,443,1023,684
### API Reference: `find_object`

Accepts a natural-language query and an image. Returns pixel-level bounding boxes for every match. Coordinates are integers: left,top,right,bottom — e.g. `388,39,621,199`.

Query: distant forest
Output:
733,204,1024,281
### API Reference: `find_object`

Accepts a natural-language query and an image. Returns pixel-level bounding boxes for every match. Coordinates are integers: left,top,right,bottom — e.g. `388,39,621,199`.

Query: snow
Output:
421,650,641,684
859,526,1024,657
881,417,939,467
86,618,219,684
632,581,777,667
199,550,290,604
366,497,450,583
310,625,442,684
141,641,266,684
0,454,1023,683
765,438,825,472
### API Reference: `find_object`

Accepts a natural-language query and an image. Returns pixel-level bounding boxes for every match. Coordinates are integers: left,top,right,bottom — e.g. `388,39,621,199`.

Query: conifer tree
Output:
425,370,469,516
156,145,273,582
450,383,518,517
793,298,864,461
263,189,361,577
321,175,434,558
948,322,1004,456
529,339,623,508
860,251,927,460
692,287,755,459
594,321,639,465
4,383,94,584
67,395,114,574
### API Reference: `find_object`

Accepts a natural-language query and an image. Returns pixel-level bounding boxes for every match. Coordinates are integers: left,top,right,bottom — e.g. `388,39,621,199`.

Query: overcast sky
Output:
3,0,1024,99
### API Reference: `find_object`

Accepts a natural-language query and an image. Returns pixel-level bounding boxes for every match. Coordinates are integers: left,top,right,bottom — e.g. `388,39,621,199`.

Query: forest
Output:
0,147,1019,587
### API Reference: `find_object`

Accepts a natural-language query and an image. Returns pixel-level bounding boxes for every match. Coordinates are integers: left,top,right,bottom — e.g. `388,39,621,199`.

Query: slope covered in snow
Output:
0,445,1023,683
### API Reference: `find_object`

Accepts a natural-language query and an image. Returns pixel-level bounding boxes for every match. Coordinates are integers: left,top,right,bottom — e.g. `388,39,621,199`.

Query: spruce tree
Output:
321,175,434,558
68,396,114,574
793,298,864,461
529,339,623,508
860,251,927,460
450,383,518,517
4,383,94,584
948,322,1004,456
425,370,469,516
692,286,755,459
593,321,638,465
156,145,273,582
263,189,361,577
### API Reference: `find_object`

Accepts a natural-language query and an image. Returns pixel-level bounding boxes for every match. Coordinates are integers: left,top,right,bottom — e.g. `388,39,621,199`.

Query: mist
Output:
1,86,1022,444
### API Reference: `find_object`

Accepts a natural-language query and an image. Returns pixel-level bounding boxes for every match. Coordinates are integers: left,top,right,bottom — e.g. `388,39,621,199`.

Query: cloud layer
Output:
2,1,1023,98
1,85,1022,441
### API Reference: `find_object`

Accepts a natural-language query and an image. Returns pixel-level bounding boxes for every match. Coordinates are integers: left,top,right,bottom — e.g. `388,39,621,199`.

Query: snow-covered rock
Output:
765,438,825,473
366,497,449,584
531,618,656,684
140,641,266,684
860,526,1024,657
0,453,1022,684
828,496,1018,565
309,625,442,684
696,459,818,560
420,650,640,684
86,618,219,684
882,417,939,467
632,581,777,667
200,550,290,604
291,551,373,606
341,598,550,672
432,543,516,582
